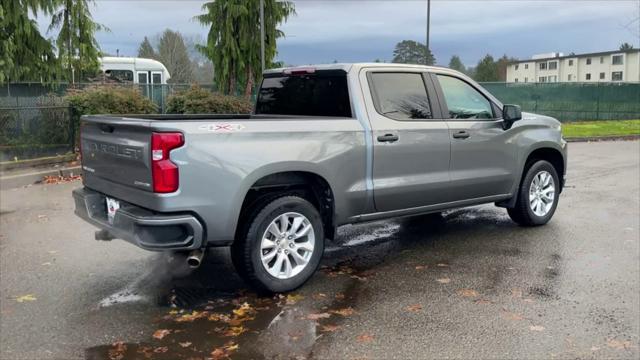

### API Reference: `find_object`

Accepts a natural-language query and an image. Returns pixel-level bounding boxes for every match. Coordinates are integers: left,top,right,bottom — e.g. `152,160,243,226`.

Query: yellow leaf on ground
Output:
285,294,304,305
223,326,247,337
457,289,479,297
15,294,37,302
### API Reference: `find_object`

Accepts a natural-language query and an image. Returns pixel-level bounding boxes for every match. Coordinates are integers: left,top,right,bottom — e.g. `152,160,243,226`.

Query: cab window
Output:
436,75,494,120
369,72,432,120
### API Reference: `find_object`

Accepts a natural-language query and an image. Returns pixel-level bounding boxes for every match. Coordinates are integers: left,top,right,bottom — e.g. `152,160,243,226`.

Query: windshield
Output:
255,72,352,117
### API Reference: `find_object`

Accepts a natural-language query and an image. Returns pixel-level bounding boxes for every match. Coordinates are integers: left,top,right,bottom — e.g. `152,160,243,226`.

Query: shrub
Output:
66,85,157,117
166,86,253,114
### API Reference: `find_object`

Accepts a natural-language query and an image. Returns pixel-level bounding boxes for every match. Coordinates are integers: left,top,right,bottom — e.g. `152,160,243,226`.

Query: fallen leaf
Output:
356,333,374,343
135,345,153,359
108,341,127,360
335,293,346,300
286,294,304,305
414,265,427,270
179,341,192,348
211,342,239,360
176,310,209,322
233,302,255,317
331,307,355,317
501,312,524,321
153,347,168,353
607,339,633,350
152,329,171,340
223,326,247,337
312,293,327,300
436,278,450,284
15,294,37,302
436,263,449,267
320,324,341,332
529,325,545,331
457,289,479,297
307,313,331,320
405,304,422,312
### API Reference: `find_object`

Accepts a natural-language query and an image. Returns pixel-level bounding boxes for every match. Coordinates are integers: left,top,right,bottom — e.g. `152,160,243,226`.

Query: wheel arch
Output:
234,169,336,242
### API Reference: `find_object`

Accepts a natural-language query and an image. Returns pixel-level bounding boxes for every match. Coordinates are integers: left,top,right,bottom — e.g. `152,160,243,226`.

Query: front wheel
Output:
507,160,560,226
231,195,324,293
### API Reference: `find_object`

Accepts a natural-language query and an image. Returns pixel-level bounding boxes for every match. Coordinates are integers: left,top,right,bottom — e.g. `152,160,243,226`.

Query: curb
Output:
0,166,82,190
565,135,640,142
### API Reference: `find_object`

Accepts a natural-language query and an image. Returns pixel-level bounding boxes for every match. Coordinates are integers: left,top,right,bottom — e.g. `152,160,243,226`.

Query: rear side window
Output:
369,73,432,120
436,75,494,120
255,73,351,117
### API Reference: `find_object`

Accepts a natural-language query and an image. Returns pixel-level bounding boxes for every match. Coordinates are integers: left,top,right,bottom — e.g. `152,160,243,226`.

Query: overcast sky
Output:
36,0,640,67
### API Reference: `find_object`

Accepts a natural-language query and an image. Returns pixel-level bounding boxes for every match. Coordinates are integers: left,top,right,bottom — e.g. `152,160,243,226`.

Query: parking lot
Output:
1,140,638,359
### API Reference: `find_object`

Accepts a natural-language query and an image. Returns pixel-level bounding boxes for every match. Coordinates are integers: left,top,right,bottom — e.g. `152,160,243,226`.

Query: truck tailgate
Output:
81,117,154,191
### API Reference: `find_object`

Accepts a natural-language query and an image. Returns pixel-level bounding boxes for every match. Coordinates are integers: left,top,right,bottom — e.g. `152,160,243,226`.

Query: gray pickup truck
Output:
73,63,567,292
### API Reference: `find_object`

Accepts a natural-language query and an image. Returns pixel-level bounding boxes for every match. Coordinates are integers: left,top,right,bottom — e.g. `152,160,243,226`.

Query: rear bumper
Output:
73,187,204,251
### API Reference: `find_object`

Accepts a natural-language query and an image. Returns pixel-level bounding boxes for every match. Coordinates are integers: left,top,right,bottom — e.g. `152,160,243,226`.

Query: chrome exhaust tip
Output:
186,249,204,268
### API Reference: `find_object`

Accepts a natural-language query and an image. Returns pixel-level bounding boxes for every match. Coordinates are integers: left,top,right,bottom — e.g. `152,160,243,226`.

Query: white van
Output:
99,57,171,85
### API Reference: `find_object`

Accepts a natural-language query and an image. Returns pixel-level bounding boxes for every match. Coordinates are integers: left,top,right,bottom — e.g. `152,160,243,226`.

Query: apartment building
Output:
506,49,640,83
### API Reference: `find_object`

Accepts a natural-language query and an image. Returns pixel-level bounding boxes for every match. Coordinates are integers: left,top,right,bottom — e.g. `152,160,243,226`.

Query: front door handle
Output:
377,133,399,143
452,130,470,139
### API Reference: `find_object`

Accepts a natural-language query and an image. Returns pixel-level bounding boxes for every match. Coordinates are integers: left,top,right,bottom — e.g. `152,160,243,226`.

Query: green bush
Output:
66,86,157,116
166,86,253,114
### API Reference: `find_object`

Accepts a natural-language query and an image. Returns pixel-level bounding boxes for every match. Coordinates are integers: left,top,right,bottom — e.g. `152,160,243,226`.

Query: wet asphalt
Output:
1,140,639,360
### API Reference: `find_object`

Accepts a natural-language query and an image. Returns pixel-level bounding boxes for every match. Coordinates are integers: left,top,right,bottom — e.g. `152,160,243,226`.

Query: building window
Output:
586,58,592,65
524,64,529,70
599,72,605,80
568,74,572,81
600,56,604,64
515,64,519,70
568,59,574,66
548,61,558,70
539,76,546,83
586,73,591,80
514,78,519,83
612,54,624,65
539,62,547,70
612,71,623,81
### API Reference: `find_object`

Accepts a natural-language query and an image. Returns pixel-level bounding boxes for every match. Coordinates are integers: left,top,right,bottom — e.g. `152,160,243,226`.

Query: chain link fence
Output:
1,81,639,162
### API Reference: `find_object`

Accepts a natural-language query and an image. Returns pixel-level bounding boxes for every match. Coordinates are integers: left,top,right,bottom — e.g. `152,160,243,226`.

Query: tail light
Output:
151,132,184,193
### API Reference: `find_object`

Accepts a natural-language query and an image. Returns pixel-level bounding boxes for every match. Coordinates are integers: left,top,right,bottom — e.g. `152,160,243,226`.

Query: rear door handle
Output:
377,133,399,143
452,131,470,139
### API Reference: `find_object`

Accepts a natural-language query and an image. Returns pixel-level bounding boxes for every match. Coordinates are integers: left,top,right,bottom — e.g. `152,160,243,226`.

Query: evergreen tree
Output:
620,42,634,50
474,54,499,82
0,0,59,83
137,36,156,59
195,0,295,96
48,0,108,82
448,55,466,73
391,40,435,65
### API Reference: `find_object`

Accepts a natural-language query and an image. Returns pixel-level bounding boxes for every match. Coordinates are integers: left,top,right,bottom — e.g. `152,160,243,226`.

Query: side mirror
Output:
502,104,522,130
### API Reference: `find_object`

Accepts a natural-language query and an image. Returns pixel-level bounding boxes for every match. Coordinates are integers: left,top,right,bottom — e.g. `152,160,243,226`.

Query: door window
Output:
436,75,494,119
152,72,162,84
369,72,432,120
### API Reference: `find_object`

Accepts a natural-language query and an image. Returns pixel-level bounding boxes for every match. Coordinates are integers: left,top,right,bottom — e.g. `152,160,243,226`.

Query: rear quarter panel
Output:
150,118,367,244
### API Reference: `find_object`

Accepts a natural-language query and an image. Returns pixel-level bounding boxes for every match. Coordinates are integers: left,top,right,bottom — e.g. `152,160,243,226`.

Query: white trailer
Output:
99,57,171,85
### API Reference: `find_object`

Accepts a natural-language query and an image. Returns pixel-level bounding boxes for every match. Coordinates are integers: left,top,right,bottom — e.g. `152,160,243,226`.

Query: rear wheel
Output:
508,160,559,226
231,195,324,293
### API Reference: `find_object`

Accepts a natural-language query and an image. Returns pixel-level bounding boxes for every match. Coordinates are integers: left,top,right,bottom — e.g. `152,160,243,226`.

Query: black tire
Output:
508,160,560,226
231,195,324,293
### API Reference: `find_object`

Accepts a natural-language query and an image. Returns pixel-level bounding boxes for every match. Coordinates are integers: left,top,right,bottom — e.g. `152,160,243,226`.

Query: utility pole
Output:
260,0,265,74
426,0,431,65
